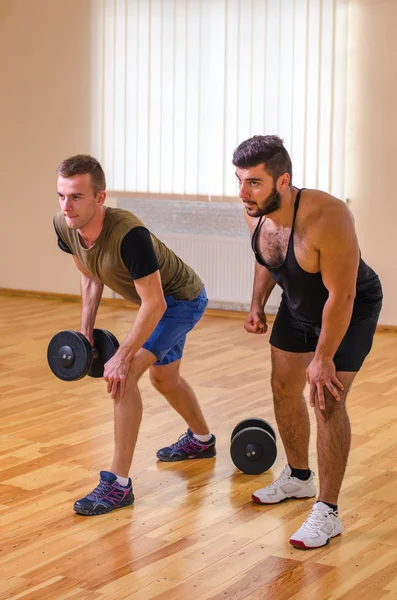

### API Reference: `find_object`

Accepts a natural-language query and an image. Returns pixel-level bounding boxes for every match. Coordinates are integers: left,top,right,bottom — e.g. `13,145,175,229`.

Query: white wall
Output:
345,0,397,325
0,0,113,297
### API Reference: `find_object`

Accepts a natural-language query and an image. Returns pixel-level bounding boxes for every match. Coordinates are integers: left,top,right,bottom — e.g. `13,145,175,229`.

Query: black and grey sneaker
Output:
73,471,134,516
156,429,216,462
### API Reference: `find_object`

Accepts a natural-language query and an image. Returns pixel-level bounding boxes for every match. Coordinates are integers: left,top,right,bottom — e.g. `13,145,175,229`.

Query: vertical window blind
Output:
91,0,348,199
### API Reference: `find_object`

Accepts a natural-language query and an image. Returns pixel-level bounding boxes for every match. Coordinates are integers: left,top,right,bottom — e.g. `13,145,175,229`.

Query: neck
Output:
78,206,106,248
266,186,297,227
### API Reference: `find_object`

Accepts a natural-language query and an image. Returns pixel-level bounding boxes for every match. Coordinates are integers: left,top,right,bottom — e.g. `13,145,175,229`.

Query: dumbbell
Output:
47,329,119,381
230,418,277,475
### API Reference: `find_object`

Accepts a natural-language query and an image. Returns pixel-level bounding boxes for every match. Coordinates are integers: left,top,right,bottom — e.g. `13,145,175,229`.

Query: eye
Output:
73,195,80,200
250,181,259,187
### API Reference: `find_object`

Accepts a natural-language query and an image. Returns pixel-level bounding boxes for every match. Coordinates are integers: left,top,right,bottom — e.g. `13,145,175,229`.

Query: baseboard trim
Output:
0,287,137,309
0,288,253,319
0,288,395,331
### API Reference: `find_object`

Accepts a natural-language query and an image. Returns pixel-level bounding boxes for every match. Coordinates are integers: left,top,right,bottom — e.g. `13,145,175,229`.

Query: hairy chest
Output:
255,220,319,272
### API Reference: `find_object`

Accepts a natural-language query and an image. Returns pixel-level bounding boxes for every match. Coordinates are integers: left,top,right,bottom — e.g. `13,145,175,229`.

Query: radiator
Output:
159,232,282,313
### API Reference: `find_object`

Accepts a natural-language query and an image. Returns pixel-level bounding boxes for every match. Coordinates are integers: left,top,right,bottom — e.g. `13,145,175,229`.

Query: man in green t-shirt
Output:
54,154,216,516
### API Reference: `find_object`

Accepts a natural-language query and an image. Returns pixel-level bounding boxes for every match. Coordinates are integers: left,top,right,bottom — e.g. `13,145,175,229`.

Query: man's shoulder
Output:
106,206,145,233
302,189,352,228
302,189,355,248
105,206,143,225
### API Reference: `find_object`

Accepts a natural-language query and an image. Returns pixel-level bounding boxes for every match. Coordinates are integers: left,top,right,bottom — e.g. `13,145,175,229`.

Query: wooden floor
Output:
1,294,397,600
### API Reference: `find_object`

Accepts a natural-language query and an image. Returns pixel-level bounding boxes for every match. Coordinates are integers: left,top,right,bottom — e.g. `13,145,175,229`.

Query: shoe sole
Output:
289,532,342,549
73,498,134,516
157,452,216,462
252,494,316,505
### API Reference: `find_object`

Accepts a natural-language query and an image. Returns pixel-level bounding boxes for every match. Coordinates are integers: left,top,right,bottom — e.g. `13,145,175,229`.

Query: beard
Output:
244,184,281,218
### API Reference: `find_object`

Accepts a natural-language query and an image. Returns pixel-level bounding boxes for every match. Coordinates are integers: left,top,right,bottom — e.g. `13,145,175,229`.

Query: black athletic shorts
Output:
270,296,383,372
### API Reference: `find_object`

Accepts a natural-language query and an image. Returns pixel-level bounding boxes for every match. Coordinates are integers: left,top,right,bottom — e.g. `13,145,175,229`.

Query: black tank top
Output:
251,189,382,324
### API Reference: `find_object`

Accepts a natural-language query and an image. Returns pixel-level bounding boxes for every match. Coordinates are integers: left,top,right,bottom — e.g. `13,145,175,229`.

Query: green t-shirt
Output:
54,206,203,304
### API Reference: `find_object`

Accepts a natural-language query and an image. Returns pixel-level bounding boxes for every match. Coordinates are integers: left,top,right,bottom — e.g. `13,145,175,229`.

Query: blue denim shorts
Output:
142,286,208,365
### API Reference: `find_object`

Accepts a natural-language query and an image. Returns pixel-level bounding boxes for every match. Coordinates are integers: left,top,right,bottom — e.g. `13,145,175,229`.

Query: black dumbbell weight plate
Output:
47,330,92,381
230,427,277,475
88,329,120,378
231,418,276,443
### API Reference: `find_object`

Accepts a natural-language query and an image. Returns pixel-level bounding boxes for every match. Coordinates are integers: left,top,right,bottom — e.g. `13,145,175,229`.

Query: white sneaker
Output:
290,502,343,549
252,465,316,505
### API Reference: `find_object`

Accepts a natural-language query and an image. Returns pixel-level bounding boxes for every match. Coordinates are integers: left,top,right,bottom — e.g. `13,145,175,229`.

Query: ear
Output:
277,172,290,192
97,190,106,205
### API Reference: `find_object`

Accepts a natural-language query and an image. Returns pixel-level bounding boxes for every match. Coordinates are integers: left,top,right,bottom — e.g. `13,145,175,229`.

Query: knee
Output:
121,359,143,394
271,378,292,403
315,396,347,422
150,372,179,395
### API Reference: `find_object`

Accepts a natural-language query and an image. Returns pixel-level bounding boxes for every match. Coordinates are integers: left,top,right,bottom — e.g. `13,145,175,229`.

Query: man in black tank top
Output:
233,135,382,549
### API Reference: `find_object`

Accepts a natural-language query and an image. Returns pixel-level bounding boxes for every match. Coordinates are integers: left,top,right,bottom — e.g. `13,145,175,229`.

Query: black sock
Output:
289,465,311,481
319,501,338,512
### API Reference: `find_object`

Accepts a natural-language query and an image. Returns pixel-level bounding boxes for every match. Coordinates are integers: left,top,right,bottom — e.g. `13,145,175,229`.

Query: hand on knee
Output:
113,382,140,403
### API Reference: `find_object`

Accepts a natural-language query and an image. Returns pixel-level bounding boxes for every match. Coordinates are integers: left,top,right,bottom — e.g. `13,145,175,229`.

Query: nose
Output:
62,197,73,211
239,182,250,200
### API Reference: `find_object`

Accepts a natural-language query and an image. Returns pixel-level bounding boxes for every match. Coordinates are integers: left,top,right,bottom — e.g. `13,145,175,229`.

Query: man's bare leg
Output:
271,346,314,469
315,372,356,505
110,348,157,477
73,348,157,515
289,372,356,548
150,359,210,435
252,347,316,505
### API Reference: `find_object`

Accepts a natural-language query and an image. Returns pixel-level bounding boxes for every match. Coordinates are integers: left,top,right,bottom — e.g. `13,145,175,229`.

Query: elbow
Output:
345,286,356,304
159,297,167,317
328,288,356,305
348,290,356,303
154,303,167,324
82,271,100,284
142,297,167,320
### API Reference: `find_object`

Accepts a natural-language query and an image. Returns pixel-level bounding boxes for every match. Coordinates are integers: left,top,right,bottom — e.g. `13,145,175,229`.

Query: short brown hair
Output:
56,155,106,194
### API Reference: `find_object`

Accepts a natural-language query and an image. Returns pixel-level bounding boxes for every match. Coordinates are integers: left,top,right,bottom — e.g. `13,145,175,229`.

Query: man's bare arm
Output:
245,211,276,311
315,204,359,362
104,270,167,398
306,202,359,409
73,256,104,342
116,270,167,362
244,211,276,334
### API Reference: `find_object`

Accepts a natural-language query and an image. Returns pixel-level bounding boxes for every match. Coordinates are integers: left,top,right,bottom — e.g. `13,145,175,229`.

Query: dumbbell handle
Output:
92,347,100,360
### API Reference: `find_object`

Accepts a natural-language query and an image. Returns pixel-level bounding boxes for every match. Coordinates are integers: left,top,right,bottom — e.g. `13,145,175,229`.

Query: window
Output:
92,0,348,200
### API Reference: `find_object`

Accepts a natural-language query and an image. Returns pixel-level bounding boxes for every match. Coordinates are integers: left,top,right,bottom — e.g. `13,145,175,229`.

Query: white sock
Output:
116,475,130,487
193,432,212,443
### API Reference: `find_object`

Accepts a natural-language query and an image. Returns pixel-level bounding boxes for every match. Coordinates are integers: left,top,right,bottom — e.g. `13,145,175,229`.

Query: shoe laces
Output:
87,479,112,500
300,508,334,534
265,466,292,491
172,432,192,449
